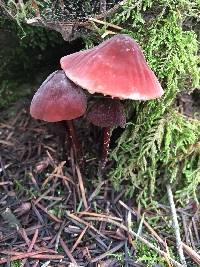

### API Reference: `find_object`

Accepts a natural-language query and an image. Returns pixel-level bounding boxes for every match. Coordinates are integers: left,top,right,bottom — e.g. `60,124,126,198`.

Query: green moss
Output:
135,241,167,267
110,0,200,204
11,260,22,267
85,0,200,204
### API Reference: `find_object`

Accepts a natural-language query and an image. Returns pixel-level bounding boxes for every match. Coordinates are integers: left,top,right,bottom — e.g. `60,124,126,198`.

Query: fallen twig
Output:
88,17,123,30
90,241,125,263
70,226,88,253
20,228,39,267
166,184,187,267
60,238,78,266
181,242,200,265
32,200,61,223
0,250,61,264
66,212,108,240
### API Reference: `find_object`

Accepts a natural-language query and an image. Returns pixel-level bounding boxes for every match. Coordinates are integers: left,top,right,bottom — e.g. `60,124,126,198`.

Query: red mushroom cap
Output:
60,34,164,100
87,98,126,128
30,70,87,122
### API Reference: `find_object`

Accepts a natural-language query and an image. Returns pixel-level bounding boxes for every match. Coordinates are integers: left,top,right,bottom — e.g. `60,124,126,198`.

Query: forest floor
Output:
0,96,199,267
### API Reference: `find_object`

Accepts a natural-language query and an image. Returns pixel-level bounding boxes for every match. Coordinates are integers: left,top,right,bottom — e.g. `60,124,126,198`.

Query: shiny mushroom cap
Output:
30,70,87,122
60,34,164,100
87,98,126,128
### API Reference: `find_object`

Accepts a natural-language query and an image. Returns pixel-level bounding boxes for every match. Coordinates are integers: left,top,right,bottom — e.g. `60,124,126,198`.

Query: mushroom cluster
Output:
30,34,164,174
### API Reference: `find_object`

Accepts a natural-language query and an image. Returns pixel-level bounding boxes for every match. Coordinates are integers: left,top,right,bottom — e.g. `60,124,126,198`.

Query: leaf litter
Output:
0,99,199,266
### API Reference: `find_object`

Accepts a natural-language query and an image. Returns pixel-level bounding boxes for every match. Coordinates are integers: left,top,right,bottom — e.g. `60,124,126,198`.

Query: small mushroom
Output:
87,98,125,175
30,70,87,160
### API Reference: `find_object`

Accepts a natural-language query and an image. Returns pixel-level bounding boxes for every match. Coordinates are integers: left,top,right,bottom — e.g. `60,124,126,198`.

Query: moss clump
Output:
84,0,200,204
110,0,200,204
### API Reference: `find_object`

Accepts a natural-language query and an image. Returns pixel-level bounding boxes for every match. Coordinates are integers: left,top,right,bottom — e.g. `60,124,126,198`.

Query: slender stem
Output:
98,127,110,176
66,120,81,161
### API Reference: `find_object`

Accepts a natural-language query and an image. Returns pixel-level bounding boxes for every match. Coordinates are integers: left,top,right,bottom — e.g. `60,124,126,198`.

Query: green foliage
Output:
84,0,200,204
11,260,22,267
108,0,200,204
136,241,167,267
5,0,50,29
111,110,200,202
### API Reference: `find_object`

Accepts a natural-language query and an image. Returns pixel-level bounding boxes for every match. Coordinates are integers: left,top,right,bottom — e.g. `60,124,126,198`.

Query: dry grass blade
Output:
0,181,13,185
42,161,66,187
181,214,190,245
88,180,106,202
88,17,123,30
34,187,54,205
79,211,122,222
54,221,66,251
76,164,88,210
192,215,200,244
30,254,64,259
0,140,14,146
91,241,125,263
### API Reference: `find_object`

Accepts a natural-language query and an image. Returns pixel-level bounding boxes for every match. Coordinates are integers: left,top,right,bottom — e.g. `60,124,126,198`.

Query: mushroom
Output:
30,70,87,159
60,34,164,100
87,98,126,174
60,34,164,172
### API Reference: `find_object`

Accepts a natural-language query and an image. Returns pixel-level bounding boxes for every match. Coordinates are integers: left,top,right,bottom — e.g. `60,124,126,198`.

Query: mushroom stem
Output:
66,120,81,161
98,127,110,175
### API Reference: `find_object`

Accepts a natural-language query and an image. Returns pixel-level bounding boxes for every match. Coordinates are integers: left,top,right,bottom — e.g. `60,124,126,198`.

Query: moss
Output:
84,0,200,204
11,260,22,267
135,241,167,267
110,0,200,204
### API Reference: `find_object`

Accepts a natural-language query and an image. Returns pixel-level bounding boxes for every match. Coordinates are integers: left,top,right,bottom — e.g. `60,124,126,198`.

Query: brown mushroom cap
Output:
60,34,164,100
30,70,87,122
87,98,126,128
